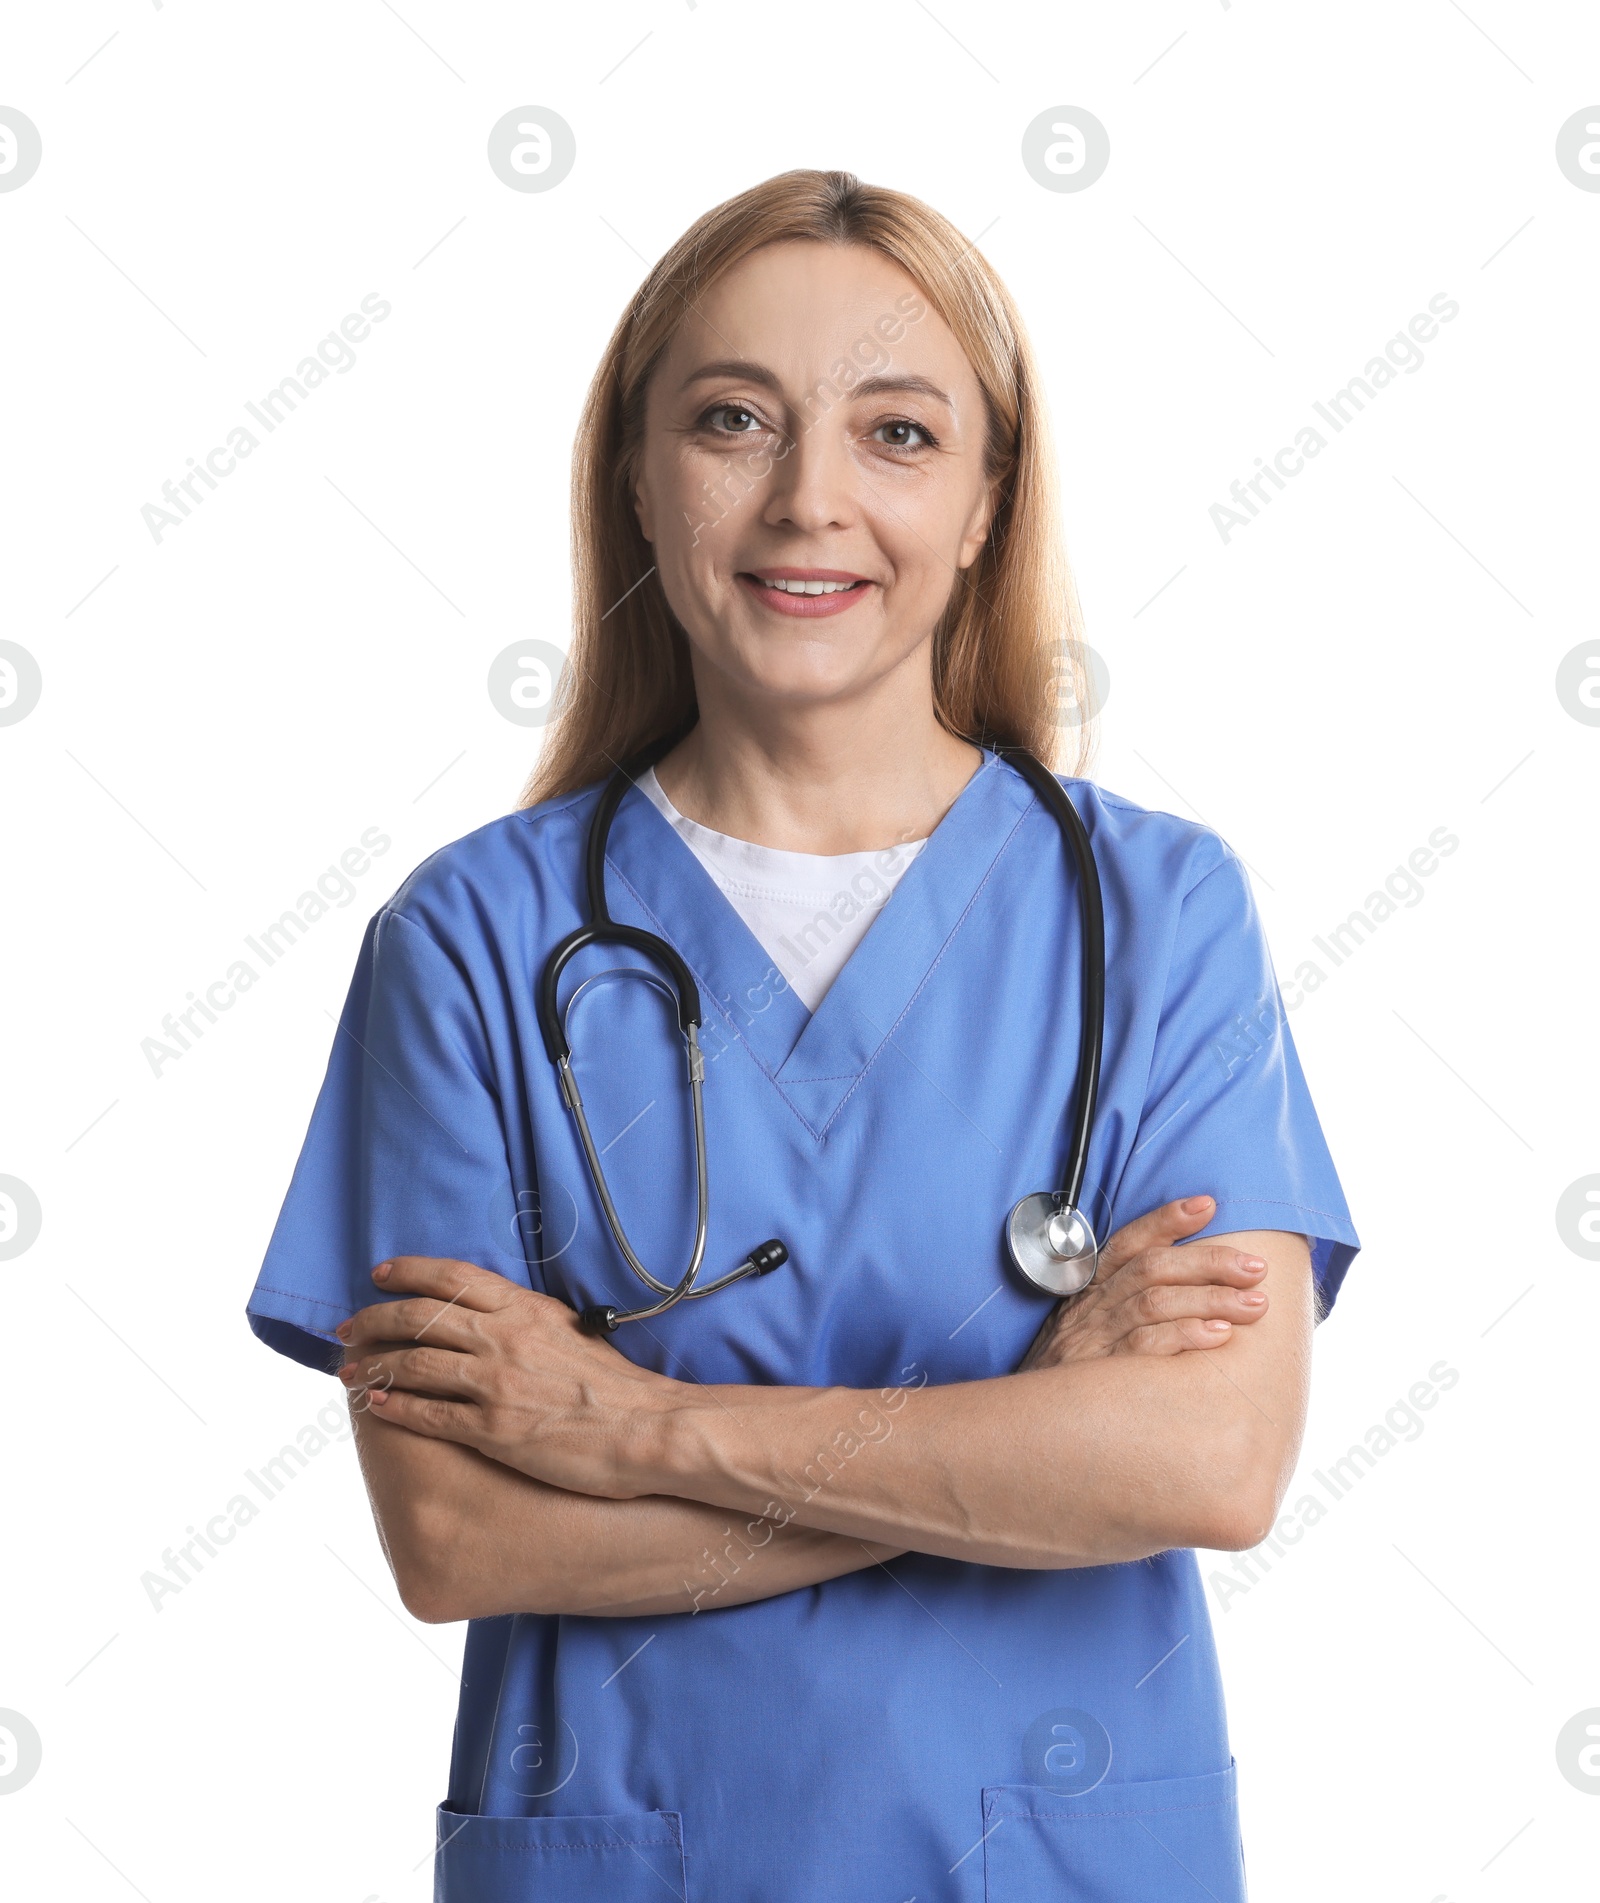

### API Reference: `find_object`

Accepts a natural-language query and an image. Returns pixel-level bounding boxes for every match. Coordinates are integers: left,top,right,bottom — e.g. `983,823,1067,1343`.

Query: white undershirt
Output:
636,766,927,1012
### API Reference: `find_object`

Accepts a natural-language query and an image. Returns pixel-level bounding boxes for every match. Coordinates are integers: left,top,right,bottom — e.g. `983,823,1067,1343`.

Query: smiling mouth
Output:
736,571,876,618
743,575,870,596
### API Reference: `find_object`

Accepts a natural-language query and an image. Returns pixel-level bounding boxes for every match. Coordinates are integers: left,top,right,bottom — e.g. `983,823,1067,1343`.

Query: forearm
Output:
647,1360,1252,1565
341,1229,1309,1577
640,1238,1312,1566
353,1403,901,1621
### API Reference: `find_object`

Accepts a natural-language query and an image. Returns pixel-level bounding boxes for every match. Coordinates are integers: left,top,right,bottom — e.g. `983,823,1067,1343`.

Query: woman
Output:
248,170,1359,1900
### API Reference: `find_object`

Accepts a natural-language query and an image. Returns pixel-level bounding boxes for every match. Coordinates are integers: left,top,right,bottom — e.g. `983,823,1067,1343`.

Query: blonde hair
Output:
519,167,1094,807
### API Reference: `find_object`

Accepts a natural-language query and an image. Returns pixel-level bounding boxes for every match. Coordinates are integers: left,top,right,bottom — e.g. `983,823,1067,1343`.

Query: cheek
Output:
871,456,983,558
651,503,749,651
639,459,708,571
869,500,966,612
658,449,750,563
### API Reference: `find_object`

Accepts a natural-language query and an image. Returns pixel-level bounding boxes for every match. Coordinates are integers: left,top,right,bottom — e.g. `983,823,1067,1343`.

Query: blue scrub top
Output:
248,751,1359,1903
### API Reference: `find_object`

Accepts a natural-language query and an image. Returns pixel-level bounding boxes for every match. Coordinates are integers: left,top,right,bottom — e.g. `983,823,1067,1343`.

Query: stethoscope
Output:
536,730,1104,1334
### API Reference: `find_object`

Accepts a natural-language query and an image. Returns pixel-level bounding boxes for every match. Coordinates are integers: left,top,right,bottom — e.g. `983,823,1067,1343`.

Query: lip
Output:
738,569,876,619
749,567,871,583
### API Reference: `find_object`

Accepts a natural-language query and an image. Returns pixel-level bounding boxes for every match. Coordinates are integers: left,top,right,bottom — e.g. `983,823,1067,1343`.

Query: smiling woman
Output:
247,168,1360,1903
524,168,1087,830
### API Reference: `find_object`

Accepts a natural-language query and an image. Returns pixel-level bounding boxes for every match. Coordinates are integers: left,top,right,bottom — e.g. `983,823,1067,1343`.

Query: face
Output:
632,241,997,718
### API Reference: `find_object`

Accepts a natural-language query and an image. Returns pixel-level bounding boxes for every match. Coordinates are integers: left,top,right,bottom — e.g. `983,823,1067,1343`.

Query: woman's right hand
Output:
1017,1195,1270,1371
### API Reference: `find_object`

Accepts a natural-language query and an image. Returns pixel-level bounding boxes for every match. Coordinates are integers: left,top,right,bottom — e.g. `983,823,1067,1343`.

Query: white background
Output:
2,3,1597,1899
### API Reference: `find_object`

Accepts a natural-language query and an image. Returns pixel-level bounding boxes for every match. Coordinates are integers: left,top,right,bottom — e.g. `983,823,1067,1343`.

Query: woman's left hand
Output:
336,1256,680,1498
1016,1196,1271,1371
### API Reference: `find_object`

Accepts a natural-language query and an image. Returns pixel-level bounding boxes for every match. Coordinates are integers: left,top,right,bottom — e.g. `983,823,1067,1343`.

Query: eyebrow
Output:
677,359,954,410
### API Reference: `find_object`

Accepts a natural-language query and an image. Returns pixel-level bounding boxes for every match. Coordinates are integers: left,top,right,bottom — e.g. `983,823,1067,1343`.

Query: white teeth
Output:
762,578,860,594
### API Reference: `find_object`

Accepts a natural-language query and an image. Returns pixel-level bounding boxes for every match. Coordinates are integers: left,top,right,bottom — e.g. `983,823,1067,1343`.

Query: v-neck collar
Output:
597,750,1037,1138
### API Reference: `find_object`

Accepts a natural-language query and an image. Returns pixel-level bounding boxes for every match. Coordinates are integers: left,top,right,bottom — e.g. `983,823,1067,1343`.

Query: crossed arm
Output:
343,1196,1314,1623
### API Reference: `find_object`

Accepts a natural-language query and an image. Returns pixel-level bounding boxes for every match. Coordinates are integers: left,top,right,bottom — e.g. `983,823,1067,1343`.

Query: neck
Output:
654,677,982,855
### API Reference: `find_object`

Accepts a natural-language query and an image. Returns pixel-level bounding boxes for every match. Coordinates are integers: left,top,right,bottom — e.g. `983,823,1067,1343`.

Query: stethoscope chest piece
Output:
1006,1193,1099,1298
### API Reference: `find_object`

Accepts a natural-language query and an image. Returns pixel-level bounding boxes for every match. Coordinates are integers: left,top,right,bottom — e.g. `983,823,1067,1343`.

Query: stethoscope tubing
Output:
553,1033,711,1316
988,744,1105,1216
540,727,1105,1324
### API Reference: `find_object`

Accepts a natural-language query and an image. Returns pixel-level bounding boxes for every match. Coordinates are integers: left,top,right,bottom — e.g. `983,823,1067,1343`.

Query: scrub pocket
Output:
981,1764,1245,1901
433,1804,687,1902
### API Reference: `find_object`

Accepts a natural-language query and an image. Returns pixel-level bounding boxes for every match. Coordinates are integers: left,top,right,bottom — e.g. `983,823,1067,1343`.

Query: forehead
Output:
652,240,981,400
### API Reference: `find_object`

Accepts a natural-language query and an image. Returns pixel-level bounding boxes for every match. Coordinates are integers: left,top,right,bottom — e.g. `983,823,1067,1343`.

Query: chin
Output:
734,664,869,708
712,628,868,689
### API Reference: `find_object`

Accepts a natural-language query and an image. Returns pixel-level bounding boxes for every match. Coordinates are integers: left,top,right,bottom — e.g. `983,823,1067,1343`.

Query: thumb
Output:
1095,1195,1216,1276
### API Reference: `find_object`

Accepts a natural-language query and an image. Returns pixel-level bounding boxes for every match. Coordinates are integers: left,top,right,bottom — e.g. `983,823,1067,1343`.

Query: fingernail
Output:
1181,1196,1214,1215
1240,1256,1266,1271
373,1262,392,1283
335,1321,352,1341
1240,1292,1266,1307
1204,1319,1230,1334
369,1387,389,1404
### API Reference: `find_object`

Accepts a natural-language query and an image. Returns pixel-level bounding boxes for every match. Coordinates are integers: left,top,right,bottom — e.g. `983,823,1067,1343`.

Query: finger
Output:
370,1256,516,1311
1117,1242,1270,1293
361,1384,483,1446
1016,1312,1059,1373
1095,1197,1217,1276
340,1344,480,1400
344,1361,395,1413
1118,1282,1269,1331
1114,1318,1235,1357
340,1296,481,1352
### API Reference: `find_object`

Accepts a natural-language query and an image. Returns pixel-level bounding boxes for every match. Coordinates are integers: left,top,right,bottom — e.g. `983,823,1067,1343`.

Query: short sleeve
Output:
246,907,529,1373
1109,848,1361,1314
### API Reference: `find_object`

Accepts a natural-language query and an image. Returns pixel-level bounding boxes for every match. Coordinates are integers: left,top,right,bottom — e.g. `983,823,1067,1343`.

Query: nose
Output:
758,420,860,537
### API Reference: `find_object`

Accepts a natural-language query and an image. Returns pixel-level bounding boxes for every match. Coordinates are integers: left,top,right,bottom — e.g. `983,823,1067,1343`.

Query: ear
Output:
631,458,656,546
954,475,999,572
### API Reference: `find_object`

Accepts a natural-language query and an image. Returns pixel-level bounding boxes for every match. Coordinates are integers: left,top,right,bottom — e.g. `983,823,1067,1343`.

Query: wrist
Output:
618,1376,713,1498
633,1378,786,1515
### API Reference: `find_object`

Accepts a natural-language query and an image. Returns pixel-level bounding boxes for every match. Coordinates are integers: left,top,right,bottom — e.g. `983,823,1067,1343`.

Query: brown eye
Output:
706,405,763,434
873,418,936,451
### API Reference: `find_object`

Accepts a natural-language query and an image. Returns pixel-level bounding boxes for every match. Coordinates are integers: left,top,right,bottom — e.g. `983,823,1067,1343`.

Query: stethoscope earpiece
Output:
576,1239,790,1336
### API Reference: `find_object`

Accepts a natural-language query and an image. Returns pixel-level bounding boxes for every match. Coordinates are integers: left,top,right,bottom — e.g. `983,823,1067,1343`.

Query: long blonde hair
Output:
519,168,1093,807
